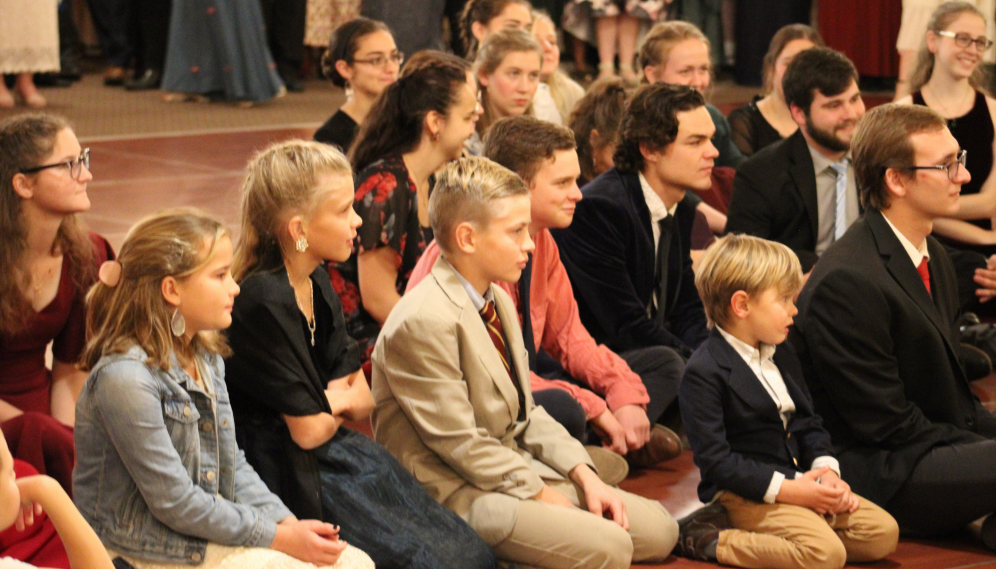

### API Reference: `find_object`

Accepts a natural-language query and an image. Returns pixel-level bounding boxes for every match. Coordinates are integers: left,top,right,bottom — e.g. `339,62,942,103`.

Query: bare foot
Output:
0,83,13,109
15,74,45,108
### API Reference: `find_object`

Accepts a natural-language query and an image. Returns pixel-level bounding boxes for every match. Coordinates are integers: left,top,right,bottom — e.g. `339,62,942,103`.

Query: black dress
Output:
727,96,784,157
912,90,995,229
226,266,496,569
328,155,433,364
314,109,359,154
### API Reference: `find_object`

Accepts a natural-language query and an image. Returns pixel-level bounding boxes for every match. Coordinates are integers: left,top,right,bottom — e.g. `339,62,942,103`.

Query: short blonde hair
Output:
82,208,231,371
695,234,802,328
234,140,352,282
429,156,529,254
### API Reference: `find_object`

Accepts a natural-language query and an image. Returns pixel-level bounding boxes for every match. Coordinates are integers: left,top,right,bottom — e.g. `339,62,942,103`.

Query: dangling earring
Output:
170,308,186,337
296,235,309,252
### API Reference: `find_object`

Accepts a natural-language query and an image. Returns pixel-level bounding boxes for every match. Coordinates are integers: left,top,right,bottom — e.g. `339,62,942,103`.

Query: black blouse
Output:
728,96,784,158
314,110,360,154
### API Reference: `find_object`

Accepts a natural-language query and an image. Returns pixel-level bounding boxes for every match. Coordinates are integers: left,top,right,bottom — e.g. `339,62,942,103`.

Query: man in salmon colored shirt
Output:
407,115,683,467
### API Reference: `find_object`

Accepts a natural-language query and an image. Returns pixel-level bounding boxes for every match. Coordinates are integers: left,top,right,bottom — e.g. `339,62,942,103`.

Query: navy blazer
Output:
680,329,835,504
791,208,996,505
552,167,708,355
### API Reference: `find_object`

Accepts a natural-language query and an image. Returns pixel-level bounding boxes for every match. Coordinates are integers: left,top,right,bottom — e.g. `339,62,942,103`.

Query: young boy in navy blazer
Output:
676,234,898,569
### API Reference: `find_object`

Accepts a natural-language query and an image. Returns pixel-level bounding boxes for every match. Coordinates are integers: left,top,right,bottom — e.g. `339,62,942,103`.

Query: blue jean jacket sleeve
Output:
93,361,279,547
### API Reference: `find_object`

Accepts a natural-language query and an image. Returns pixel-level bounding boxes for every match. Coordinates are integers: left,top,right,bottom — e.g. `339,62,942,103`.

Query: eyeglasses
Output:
352,51,404,68
937,30,994,51
900,149,967,181
19,148,90,180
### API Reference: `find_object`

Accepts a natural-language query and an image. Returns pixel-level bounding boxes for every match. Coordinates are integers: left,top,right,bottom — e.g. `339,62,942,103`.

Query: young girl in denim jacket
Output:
72,209,374,569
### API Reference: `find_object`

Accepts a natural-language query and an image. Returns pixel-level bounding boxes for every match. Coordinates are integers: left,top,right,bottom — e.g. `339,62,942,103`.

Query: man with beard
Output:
726,47,864,273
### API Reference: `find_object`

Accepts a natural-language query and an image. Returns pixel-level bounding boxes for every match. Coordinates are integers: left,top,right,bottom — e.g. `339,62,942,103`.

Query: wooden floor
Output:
82,126,996,568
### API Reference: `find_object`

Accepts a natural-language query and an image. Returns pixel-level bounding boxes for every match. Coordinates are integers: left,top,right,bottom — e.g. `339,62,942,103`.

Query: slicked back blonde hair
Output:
81,208,230,371
233,140,352,282
695,234,803,329
429,156,529,254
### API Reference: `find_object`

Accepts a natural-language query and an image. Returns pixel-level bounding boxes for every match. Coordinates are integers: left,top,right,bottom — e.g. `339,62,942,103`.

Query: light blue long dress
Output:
162,0,284,102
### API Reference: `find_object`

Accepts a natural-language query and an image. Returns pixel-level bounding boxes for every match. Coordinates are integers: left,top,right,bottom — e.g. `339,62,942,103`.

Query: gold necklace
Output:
925,83,973,119
29,264,55,298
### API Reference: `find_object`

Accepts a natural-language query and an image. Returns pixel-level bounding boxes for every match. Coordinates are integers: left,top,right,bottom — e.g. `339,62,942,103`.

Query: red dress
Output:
0,234,112,415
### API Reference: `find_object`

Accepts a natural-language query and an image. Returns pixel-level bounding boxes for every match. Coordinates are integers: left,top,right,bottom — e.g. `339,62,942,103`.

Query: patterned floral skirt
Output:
580,0,671,20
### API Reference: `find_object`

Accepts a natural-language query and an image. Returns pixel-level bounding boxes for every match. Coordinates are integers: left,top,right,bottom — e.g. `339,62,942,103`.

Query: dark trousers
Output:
534,344,685,441
534,388,588,443
259,0,306,78
87,0,133,67
133,0,171,71
887,438,996,536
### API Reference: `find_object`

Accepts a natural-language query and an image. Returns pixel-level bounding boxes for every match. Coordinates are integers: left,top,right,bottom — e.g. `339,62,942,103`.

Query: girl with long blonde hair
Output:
227,140,496,569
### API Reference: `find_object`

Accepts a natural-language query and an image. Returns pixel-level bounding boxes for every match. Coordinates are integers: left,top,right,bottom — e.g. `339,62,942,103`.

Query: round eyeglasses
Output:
900,149,967,181
20,148,90,180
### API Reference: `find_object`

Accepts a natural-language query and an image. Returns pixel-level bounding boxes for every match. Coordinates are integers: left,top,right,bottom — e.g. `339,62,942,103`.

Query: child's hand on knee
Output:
818,471,860,514
776,466,844,514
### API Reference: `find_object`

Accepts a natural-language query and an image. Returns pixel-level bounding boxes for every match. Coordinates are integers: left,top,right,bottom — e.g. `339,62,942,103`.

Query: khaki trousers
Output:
717,491,899,569
492,480,678,569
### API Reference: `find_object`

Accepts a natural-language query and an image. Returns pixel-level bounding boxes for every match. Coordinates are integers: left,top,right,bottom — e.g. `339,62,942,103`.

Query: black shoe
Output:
981,513,996,551
33,73,73,88
125,69,162,91
676,502,729,561
282,76,304,93
960,342,992,381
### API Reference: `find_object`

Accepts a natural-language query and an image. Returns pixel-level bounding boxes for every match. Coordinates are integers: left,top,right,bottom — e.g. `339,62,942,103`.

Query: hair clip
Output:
98,260,123,287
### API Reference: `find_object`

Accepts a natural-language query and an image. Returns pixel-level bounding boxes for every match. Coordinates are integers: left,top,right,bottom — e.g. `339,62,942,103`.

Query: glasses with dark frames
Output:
898,149,967,181
936,30,994,51
352,51,404,68
19,148,90,180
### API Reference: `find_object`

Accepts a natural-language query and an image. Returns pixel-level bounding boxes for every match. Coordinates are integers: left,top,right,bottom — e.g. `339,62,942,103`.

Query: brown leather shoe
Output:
585,445,629,486
626,424,682,469
103,66,126,86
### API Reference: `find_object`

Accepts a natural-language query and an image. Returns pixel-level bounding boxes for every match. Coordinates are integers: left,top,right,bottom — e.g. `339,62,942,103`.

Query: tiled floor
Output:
73,91,996,569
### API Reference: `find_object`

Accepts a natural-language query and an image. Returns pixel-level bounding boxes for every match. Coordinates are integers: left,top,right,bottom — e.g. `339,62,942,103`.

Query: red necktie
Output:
917,258,931,295
480,300,511,376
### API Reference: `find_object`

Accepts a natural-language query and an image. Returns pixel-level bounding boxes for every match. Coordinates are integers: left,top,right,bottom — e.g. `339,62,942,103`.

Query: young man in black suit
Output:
791,103,996,549
553,83,712,423
677,234,898,567
725,47,864,273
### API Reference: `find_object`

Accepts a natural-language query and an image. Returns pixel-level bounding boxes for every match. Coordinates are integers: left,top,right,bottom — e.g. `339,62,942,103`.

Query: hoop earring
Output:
296,235,309,252
170,308,186,337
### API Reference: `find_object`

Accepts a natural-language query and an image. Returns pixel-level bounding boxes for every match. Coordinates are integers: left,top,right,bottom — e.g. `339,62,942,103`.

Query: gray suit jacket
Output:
371,257,594,545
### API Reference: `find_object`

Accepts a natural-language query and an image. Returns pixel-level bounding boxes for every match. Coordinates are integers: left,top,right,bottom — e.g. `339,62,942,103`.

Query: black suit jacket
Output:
726,129,829,272
790,208,996,505
680,329,835,504
552,167,708,355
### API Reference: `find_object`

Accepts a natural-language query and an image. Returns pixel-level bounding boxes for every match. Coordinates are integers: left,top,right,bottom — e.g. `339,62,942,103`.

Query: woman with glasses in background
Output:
314,18,402,153
898,1,996,251
0,114,113,508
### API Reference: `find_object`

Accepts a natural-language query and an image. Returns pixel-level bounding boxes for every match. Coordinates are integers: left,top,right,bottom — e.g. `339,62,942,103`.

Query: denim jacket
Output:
73,346,294,565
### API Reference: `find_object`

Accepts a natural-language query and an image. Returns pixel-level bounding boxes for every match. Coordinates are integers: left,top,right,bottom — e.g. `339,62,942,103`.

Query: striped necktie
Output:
830,159,849,241
480,299,511,376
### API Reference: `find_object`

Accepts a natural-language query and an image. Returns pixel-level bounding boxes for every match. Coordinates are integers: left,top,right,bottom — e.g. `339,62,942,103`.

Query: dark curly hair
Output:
782,47,857,115
613,83,705,174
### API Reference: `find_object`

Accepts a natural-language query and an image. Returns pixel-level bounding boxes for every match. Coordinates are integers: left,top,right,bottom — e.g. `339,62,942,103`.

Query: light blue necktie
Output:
830,160,849,241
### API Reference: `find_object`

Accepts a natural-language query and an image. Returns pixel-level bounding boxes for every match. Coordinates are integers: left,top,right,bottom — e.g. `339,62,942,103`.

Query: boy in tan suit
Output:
371,157,678,569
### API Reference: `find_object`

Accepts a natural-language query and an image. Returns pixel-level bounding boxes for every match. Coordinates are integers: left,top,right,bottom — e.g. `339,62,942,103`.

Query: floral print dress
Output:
328,155,433,365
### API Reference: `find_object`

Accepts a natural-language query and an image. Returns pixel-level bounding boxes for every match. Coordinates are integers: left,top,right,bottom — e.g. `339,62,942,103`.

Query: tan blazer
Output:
371,257,594,545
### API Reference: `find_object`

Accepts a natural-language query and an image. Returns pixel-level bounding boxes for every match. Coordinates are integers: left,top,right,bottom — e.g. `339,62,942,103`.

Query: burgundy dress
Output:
0,234,112,414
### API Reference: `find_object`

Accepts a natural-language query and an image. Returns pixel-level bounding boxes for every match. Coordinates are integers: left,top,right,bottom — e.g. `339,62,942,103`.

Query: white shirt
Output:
531,82,563,125
639,173,679,316
716,326,841,503
882,212,930,268
446,256,494,311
